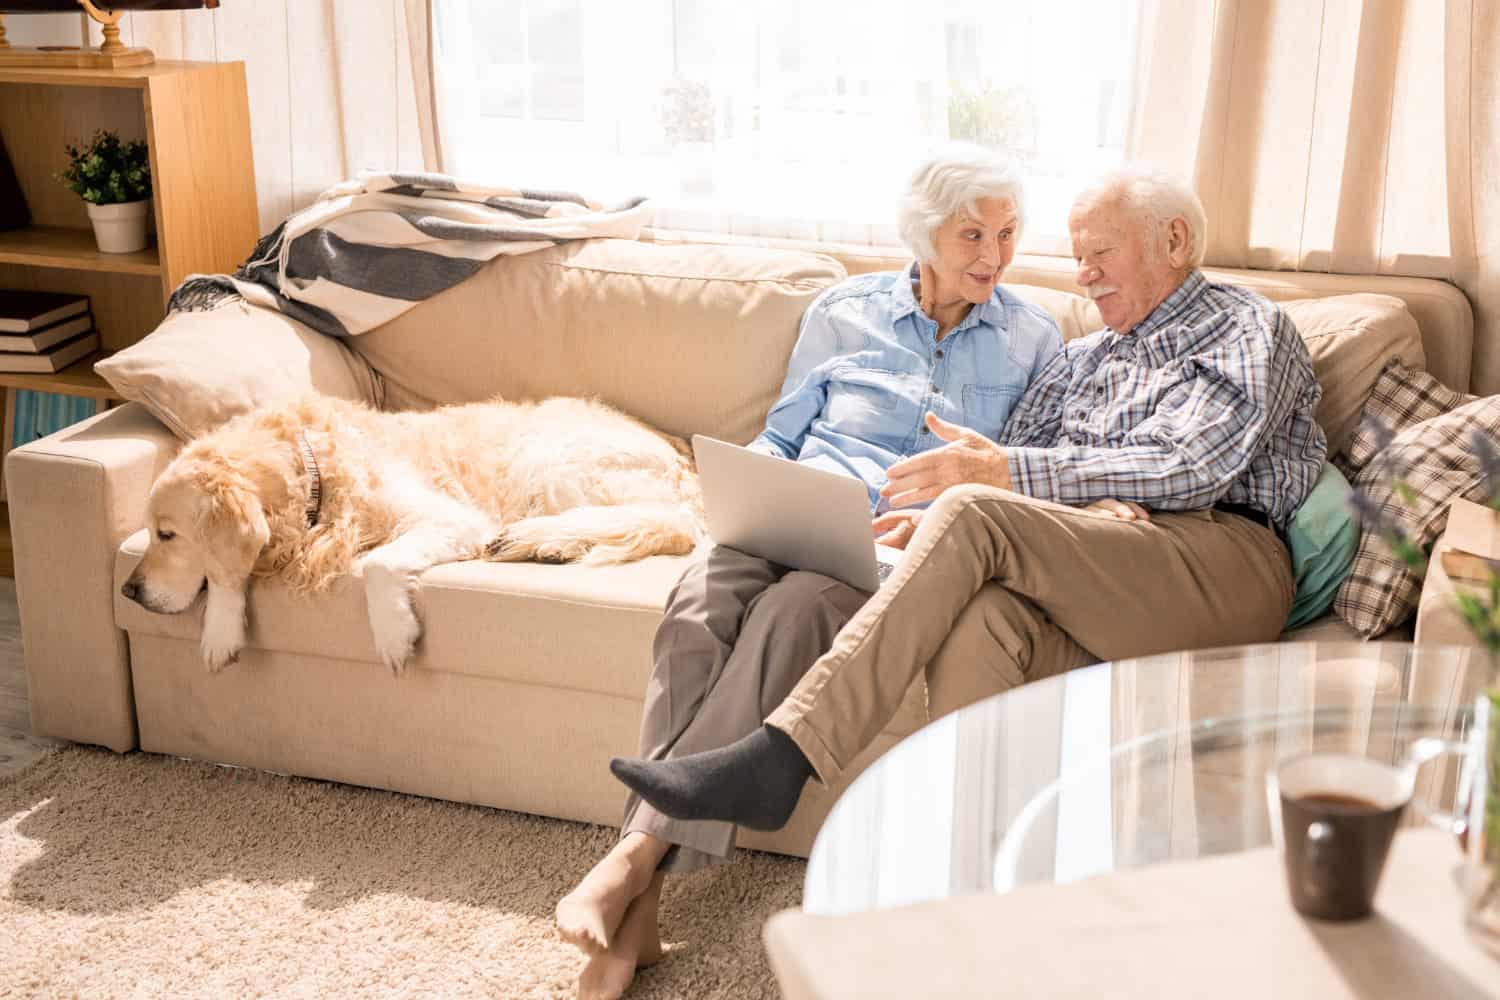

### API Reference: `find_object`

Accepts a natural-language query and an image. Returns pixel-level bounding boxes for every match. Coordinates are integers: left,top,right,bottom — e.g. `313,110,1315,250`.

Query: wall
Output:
5,4,425,235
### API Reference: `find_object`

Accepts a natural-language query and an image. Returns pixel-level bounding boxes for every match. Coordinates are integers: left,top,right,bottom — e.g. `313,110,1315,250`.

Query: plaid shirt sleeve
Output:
999,344,1074,448
1005,308,1312,511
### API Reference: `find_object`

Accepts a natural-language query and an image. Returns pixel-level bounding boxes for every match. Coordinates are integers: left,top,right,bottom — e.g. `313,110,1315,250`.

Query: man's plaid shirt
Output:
1002,271,1326,530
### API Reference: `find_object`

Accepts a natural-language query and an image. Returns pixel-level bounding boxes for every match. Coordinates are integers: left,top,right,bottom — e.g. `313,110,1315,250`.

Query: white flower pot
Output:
86,197,152,254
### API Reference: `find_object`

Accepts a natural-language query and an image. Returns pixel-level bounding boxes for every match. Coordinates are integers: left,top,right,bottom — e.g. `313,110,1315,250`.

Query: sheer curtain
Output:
1128,0,1500,394
429,0,1140,254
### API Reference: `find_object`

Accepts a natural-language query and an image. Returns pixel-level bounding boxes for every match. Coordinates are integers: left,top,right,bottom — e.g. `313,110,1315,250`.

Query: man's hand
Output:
872,509,923,549
880,412,1011,509
1086,498,1151,521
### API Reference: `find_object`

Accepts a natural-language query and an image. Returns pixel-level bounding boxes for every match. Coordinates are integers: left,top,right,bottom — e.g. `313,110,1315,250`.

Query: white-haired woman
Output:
554,143,1062,999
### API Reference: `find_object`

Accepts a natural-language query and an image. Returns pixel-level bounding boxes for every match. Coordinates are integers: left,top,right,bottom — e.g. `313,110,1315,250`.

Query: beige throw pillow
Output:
1279,294,1425,457
95,301,381,440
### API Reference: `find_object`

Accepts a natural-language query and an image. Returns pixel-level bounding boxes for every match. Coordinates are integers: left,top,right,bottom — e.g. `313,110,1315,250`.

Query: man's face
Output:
928,196,1019,306
1069,196,1188,334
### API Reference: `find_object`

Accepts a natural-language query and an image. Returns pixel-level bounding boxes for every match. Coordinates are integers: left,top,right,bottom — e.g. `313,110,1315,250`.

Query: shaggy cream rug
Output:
0,747,803,998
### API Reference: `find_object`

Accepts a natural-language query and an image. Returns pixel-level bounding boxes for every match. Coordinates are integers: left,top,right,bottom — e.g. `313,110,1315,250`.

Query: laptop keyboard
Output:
876,559,897,584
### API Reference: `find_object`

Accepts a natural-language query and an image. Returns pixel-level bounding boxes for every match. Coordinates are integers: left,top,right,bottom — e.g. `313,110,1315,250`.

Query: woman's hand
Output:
880,412,1011,509
872,509,923,549
1085,498,1152,521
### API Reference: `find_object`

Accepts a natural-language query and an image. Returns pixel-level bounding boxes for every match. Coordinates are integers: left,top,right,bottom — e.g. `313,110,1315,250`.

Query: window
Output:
458,0,585,121
434,0,1139,252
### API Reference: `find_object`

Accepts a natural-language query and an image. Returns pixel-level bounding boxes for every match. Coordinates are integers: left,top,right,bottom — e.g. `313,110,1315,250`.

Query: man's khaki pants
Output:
767,484,1296,783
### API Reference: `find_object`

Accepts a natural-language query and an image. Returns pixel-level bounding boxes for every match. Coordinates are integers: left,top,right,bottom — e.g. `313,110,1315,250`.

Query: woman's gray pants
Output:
621,546,868,873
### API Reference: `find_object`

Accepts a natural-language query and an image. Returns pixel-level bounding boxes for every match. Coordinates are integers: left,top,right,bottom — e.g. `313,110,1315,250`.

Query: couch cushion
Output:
1279,294,1425,457
349,238,847,446
116,529,688,699
1334,394,1500,638
94,301,381,439
1283,462,1360,630
114,532,930,741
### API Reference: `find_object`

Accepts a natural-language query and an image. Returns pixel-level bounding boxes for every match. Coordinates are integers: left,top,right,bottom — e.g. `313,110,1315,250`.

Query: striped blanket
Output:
168,172,651,337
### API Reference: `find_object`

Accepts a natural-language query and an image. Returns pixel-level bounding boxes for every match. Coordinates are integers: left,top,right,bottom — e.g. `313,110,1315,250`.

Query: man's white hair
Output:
1075,164,1208,269
897,143,1025,263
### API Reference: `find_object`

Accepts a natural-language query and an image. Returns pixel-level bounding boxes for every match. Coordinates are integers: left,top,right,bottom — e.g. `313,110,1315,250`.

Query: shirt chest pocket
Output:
825,368,902,428
961,383,1023,438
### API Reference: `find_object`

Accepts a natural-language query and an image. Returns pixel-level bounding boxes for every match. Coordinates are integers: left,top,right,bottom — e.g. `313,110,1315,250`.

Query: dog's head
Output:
120,451,270,614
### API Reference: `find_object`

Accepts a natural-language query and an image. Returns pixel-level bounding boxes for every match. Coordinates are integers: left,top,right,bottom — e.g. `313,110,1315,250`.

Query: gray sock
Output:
609,725,813,832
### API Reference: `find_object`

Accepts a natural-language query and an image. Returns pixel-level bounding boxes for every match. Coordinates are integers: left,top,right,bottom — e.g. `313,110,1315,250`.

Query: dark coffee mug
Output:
1266,741,1466,921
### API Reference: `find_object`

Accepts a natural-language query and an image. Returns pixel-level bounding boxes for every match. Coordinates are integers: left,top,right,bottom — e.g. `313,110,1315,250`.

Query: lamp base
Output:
0,7,155,69
0,44,154,69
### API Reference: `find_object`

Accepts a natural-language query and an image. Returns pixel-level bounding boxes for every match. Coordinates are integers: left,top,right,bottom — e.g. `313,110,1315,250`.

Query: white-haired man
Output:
555,143,1063,1000
613,165,1327,837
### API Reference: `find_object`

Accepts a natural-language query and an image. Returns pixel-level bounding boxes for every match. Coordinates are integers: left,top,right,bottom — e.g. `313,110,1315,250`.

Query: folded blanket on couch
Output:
168,172,651,337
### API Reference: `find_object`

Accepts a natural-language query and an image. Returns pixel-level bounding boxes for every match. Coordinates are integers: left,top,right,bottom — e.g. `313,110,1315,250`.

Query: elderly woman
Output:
555,143,1062,999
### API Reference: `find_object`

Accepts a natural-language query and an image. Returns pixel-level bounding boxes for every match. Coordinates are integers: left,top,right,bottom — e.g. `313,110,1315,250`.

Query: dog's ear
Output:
196,476,270,589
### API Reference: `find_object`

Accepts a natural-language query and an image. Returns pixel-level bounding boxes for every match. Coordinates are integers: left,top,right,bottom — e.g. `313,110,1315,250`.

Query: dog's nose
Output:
121,579,140,602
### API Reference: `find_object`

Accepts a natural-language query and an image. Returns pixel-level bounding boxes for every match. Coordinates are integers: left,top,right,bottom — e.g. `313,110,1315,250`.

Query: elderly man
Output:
611,165,1327,832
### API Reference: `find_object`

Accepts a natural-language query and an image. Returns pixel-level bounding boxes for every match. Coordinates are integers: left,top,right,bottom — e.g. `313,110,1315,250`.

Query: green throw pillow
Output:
1285,462,1361,629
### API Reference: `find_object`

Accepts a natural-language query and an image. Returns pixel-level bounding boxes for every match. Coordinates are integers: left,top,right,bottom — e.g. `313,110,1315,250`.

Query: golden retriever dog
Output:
120,394,703,672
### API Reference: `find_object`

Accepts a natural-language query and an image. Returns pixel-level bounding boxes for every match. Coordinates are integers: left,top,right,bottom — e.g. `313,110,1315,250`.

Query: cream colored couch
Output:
4,234,1483,859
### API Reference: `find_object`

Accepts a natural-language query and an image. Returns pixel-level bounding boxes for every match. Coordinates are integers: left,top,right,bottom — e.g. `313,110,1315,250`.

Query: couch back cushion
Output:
1280,294,1425,456
351,238,1420,455
350,239,846,444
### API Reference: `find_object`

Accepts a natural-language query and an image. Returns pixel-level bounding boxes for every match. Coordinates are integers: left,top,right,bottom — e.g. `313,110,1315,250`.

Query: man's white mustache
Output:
1084,285,1120,300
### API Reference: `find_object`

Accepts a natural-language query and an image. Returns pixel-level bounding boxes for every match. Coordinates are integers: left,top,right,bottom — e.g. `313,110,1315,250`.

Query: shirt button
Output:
931,383,939,393
935,349,944,359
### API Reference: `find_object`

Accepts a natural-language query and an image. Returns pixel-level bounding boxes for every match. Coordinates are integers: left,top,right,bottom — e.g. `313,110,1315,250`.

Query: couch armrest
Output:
5,402,181,751
1414,503,1492,650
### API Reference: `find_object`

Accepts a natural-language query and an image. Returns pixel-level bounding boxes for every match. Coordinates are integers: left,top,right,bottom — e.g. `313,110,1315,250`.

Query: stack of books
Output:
1440,498,1500,583
0,290,99,374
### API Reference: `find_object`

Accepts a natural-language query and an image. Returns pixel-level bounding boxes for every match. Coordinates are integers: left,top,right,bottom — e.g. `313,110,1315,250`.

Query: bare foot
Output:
577,875,664,999
557,834,667,953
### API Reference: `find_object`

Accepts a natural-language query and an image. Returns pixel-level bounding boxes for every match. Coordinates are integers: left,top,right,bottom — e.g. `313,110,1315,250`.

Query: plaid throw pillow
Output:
1333,394,1500,638
1341,361,1476,475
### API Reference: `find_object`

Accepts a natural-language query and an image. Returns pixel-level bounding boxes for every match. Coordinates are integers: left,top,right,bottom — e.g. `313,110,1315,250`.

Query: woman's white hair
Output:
897,143,1025,263
1076,164,1208,269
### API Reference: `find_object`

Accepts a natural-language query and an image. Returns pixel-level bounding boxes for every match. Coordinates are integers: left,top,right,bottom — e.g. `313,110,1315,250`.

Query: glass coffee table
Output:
802,641,1493,916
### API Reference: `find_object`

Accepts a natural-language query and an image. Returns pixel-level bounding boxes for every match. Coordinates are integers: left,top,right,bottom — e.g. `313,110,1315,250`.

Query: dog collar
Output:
297,432,322,528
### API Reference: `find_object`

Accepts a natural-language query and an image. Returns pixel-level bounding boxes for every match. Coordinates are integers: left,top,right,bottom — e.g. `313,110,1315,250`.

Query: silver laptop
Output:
691,435,904,592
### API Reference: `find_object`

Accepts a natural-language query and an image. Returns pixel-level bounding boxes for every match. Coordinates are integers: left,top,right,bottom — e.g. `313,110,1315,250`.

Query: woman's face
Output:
927,196,1019,306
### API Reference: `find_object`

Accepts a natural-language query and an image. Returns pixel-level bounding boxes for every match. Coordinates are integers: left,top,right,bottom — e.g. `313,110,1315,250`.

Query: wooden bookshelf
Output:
0,224,161,275
0,352,122,400
0,60,258,576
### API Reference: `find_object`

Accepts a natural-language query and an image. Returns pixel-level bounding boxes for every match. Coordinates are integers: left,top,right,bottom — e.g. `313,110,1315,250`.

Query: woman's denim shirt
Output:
749,265,1063,510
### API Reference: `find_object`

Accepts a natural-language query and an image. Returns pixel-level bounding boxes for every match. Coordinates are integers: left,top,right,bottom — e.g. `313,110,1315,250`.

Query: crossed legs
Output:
614,485,1295,828
557,548,868,997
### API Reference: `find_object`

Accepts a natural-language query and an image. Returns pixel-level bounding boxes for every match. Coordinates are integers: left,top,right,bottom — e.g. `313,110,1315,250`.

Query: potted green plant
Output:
55,129,153,254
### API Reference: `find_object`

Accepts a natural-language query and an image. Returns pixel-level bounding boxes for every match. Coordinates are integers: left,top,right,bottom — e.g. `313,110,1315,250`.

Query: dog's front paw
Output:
201,634,242,672
370,604,421,675
364,567,422,675
201,588,246,672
